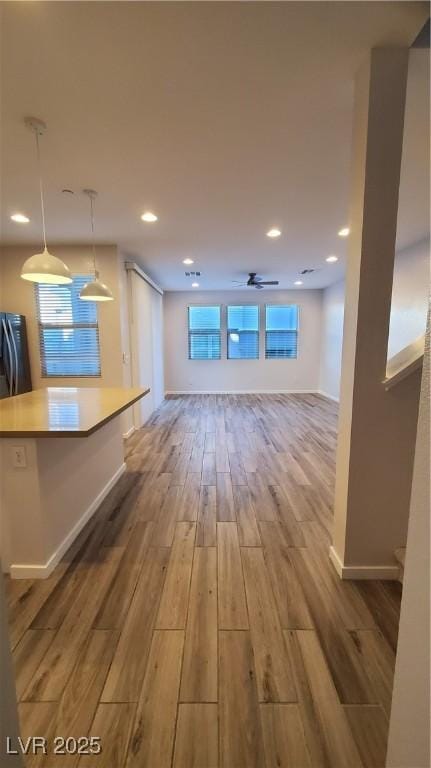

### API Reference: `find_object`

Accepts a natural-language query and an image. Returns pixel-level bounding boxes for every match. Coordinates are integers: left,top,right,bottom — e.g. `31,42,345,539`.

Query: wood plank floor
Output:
6,393,402,767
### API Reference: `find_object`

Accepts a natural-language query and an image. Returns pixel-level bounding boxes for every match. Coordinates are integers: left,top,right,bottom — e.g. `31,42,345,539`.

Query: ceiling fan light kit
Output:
247,272,279,289
21,117,73,285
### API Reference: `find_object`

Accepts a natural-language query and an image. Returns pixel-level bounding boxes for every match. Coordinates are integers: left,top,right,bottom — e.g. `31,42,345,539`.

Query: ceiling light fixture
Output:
192,282,199,288
326,255,338,263
338,227,350,237
79,190,114,302
11,213,30,224
21,117,72,285
141,211,158,222
183,258,194,265
294,280,303,286
267,228,281,238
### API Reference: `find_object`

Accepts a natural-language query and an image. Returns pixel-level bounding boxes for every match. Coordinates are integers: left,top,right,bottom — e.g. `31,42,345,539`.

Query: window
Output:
36,275,101,377
227,305,259,359
265,305,298,359
188,305,221,359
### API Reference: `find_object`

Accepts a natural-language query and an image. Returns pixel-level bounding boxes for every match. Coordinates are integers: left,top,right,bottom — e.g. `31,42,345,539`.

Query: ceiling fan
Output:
233,272,279,289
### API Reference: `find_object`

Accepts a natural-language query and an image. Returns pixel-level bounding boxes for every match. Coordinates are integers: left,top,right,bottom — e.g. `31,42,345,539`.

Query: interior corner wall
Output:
0,245,125,392
319,279,345,401
318,239,430,401
128,269,164,426
163,289,322,393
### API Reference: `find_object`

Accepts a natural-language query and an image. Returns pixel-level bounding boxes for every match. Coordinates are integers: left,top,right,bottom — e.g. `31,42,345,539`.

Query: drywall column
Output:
331,48,421,577
386,315,430,767
0,574,23,766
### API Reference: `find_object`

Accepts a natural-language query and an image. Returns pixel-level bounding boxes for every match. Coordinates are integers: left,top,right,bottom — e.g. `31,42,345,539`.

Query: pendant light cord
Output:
89,194,98,277
34,128,47,251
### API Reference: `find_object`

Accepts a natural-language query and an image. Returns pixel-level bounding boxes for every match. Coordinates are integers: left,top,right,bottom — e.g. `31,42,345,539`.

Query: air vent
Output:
185,271,201,277
300,268,315,275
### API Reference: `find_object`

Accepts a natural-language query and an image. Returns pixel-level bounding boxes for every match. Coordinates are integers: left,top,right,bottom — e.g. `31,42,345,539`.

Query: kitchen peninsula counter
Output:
0,386,149,437
0,386,150,579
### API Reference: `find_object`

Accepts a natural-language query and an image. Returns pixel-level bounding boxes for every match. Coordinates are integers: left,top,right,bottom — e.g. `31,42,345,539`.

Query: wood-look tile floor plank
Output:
78,703,136,767
285,629,363,768
241,547,297,702
177,473,201,522
196,485,217,546
216,473,236,522
343,704,388,768
13,629,56,701
260,704,311,768
156,522,196,630
233,484,261,546
180,547,217,702
217,523,248,630
125,630,184,768
259,522,314,629
24,548,123,702
94,521,154,629
173,704,218,768
101,547,169,703
219,630,266,768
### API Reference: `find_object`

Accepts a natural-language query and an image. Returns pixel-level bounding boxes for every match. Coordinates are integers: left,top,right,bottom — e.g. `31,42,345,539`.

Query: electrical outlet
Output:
11,446,27,469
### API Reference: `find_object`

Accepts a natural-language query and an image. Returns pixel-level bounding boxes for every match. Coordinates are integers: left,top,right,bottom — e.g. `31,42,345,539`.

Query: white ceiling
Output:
1,2,429,291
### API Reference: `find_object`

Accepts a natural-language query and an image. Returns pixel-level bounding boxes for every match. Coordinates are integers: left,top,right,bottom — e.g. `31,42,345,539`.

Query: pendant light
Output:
21,117,72,284
79,189,114,301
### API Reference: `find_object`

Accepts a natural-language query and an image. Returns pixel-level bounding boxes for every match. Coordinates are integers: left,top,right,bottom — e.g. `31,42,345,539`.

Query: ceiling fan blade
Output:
258,280,279,285
254,283,264,289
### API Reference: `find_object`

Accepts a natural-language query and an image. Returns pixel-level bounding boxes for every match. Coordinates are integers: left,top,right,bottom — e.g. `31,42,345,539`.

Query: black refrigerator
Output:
0,313,32,399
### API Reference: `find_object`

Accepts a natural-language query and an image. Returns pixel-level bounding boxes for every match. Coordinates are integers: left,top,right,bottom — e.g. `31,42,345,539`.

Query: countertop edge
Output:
0,387,150,438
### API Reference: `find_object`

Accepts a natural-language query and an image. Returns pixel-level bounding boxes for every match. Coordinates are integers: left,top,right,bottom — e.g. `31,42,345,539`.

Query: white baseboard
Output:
329,545,399,580
123,426,135,439
10,463,126,580
165,389,319,395
318,390,340,402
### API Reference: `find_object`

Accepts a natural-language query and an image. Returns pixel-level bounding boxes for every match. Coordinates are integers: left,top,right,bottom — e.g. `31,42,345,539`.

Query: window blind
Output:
35,275,101,377
227,305,259,359
188,306,221,360
265,305,298,359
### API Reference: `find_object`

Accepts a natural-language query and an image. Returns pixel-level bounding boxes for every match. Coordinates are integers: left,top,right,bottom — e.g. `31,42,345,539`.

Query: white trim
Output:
124,261,163,295
123,426,135,439
318,390,340,402
165,389,319,395
10,463,126,580
329,545,399,580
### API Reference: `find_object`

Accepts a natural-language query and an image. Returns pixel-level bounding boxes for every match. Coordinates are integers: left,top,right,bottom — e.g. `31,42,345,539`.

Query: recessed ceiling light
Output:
267,228,281,238
11,213,30,223
192,282,199,288
338,227,350,237
326,255,338,263
294,280,303,286
141,211,158,222
183,258,194,265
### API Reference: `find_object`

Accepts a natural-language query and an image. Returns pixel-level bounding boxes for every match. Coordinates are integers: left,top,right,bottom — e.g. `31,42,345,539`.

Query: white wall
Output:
319,279,345,401
128,268,164,425
387,238,429,357
319,239,429,400
164,289,322,393
386,314,430,768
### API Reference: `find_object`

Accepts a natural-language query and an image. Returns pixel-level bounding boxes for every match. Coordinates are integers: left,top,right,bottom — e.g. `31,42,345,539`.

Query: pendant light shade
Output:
21,247,72,284
79,189,113,302
21,117,72,285
80,273,114,301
